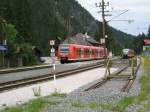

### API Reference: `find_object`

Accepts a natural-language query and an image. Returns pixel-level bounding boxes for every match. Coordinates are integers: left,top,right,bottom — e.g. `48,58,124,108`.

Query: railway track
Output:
122,59,141,92
0,64,52,74
0,61,105,92
85,58,141,92
84,65,129,91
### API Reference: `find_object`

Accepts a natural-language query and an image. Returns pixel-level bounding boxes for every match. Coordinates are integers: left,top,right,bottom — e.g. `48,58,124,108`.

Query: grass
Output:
32,87,41,97
1,92,67,112
71,101,86,108
100,56,150,112
51,92,67,97
1,98,48,112
88,102,100,109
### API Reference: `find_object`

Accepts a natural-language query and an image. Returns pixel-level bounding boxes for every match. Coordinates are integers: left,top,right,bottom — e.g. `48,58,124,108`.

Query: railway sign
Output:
50,40,55,57
50,48,55,57
51,48,55,53
101,38,105,44
50,40,55,46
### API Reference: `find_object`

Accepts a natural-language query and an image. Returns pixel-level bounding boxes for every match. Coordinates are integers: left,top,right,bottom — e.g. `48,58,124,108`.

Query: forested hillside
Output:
0,0,143,66
0,0,99,52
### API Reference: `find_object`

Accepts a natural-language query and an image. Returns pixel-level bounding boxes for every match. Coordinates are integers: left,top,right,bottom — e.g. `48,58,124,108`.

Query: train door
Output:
99,48,104,58
70,45,76,59
81,47,84,59
98,48,100,58
89,48,92,58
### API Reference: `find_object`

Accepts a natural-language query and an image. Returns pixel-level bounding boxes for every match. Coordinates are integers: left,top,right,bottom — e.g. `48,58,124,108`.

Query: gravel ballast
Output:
47,62,143,112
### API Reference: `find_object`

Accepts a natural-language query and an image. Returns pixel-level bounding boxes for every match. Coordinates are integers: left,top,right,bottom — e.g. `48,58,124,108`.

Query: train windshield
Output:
59,44,69,54
123,49,129,54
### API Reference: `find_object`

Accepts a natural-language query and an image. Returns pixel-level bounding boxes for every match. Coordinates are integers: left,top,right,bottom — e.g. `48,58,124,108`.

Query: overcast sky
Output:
76,0,150,36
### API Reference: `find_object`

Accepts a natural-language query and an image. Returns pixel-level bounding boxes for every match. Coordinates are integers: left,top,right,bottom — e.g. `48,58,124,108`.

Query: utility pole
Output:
96,0,111,79
95,0,110,59
102,0,106,46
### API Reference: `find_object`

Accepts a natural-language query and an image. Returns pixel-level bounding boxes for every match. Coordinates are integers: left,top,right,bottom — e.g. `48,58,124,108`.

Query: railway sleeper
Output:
107,75,131,79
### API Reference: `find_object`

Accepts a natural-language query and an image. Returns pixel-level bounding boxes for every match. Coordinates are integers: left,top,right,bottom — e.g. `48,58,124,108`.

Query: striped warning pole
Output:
52,57,56,84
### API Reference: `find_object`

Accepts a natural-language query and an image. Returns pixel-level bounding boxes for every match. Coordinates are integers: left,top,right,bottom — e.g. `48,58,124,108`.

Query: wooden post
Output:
131,58,134,79
104,58,111,79
108,59,111,76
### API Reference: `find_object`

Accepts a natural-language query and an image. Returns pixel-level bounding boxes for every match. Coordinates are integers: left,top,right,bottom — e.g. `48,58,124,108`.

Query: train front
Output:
58,44,70,63
122,49,129,59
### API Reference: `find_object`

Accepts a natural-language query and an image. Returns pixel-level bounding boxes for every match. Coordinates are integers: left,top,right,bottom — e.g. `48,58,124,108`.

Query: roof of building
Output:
144,39,150,45
63,33,100,46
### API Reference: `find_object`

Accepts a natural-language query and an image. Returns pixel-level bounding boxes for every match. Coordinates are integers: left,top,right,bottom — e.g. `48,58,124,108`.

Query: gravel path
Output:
46,61,143,112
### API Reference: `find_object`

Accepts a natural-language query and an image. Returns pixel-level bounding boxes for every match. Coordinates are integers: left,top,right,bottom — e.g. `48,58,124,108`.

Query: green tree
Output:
147,25,150,39
5,24,18,43
4,23,37,66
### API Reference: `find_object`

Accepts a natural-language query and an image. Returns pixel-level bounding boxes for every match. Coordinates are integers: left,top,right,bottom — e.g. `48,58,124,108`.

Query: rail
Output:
0,61,104,92
85,57,141,92
122,57,141,92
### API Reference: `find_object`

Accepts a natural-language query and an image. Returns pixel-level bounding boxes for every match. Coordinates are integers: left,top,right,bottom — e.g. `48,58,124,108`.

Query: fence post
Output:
131,58,135,79
104,58,111,79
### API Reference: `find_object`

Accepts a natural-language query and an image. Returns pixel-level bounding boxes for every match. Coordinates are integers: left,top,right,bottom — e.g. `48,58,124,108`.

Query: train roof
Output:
59,44,104,49
123,49,129,51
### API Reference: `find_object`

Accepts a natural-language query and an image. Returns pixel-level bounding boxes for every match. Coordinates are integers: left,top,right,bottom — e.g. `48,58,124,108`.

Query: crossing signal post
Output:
50,40,56,86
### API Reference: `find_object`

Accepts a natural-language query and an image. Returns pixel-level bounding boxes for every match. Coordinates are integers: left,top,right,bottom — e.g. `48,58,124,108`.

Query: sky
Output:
76,0,150,36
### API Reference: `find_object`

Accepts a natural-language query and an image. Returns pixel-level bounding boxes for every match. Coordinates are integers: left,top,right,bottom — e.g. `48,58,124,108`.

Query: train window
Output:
85,49,89,55
77,48,81,55
123,49,129,55
100,50,103,55
95,50,98,55
92,50,96,55
92,50,94,55
89,49,92,54
60,45,69,53
87,49,89,55
60,48,69,53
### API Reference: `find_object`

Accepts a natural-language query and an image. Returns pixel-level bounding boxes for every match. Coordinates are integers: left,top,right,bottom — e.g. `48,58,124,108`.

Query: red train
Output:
58,44,108,63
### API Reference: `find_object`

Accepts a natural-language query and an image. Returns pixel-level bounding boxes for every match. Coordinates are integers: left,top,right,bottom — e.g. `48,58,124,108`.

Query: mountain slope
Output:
0,0,137,55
